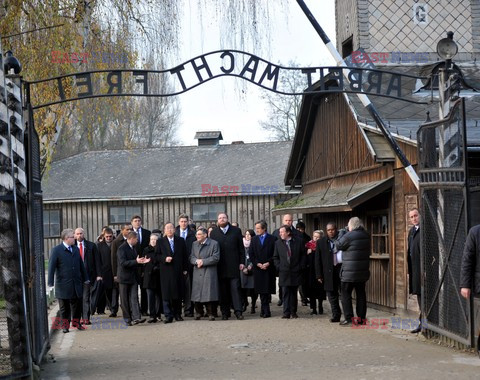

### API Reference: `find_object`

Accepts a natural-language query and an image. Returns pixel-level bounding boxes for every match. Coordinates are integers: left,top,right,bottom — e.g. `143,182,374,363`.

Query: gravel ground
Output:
40,300,479,380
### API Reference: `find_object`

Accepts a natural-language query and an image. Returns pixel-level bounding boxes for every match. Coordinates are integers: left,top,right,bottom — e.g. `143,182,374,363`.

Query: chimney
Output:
194,131,223,146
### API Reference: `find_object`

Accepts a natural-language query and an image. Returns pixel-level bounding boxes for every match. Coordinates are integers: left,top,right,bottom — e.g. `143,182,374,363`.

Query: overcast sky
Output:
176,0,336,145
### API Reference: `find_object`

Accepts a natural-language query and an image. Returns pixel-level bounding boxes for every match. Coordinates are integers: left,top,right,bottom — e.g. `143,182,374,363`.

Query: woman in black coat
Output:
142,233,163,323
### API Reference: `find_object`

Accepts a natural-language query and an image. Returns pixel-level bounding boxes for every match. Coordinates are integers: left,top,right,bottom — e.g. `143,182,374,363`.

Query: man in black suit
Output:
131,215,151,315
75,227,101,325
117,231,149,325
272,214,301,306
273,225,306,319
96,227,115,314
315,222,342,322
157,223,189,323
175,213,196,317
407,208,422,333
111,224,132,317
48,229,88,333
250,220,276,318
210,213,246,320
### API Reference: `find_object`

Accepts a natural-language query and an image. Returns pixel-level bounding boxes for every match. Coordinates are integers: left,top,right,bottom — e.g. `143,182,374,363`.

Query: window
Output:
109,205,142,224
342,36,353,59
192,203,225,222
370,214,389,256
44,210,61,237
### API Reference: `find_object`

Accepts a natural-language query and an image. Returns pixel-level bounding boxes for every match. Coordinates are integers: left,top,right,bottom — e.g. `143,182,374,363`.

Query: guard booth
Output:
417,97,480,349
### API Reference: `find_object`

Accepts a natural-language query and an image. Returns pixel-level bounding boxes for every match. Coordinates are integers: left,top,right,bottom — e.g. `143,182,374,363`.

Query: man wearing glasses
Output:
48,229,88,333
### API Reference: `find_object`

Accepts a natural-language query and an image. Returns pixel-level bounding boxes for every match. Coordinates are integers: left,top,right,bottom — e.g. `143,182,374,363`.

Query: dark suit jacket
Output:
315,236,340,292
117,242,140,284
175,226,196,255
48,243,88,299
460,225,480,295
273,237,306,287
111,234,127,279
157,235,189,301
134,227,151,255
77,239,100,284
96,241,114,289
407,225,421,295
210,224,245,279
250,234,276,294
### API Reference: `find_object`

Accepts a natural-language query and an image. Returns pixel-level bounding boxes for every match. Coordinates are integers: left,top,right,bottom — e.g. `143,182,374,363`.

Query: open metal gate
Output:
417,97,472,346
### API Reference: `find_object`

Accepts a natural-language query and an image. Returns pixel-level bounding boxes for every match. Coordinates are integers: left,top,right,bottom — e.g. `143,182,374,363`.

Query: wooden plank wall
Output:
301,93,376,186
43,195,297,257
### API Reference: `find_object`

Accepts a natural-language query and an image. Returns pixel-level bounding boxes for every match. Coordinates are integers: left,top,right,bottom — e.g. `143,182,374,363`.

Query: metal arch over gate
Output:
24,49,430,110
417,98,472,345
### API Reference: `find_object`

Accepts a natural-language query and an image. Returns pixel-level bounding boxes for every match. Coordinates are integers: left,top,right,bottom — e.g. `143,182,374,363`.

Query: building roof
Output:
344,63,480,145
284,62,480,187
43,141,293,202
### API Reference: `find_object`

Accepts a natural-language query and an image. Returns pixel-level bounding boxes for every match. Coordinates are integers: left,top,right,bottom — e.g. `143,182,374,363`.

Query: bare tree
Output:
260,61,304,141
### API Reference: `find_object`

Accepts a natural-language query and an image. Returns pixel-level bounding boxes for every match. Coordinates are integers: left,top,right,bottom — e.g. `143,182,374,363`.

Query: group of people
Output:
47,208,480,334
48,211,377,332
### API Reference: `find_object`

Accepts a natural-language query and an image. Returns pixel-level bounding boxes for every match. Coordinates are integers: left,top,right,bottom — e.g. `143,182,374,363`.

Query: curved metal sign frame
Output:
25,49,431,110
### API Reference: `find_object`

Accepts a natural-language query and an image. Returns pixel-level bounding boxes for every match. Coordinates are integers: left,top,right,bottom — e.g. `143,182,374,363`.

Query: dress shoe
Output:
281,314,290,319
184,312,194,318
209,316,215,321
194,315,201,320
310,310,318,315
109,313,117,318
277,300,283,306
147,318,158,323
62,328,69,333
84,320,92,325
174,316,184,322
291,313,298,319
260,313,265,318
164,318,173,324
318,309,324,315
410,326,422,334
126,321,133,326
330,317,341,323
235,312,244,320
340,320,352,326
77,325,85,330
133,318,146,325
221,315,229,320
264,314,271,318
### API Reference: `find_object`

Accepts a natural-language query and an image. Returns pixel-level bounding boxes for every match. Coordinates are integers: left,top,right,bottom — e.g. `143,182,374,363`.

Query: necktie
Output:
182,230,186,240
137,229,142,244
286,240,292,257
169,239,174,253
68,246,72,253
79,242,84,260
260,235,265,245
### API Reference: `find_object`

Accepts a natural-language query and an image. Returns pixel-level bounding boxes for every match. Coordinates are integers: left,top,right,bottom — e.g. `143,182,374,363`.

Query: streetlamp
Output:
436,32,459,118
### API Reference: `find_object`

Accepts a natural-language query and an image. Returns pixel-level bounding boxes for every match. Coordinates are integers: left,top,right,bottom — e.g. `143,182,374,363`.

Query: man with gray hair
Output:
336,217,371,326
48,229,88,333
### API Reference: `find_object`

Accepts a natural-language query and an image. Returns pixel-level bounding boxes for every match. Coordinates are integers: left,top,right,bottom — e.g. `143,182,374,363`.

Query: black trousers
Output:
140,287,148,315
146,288,163,318
341,281,367,322
219,277,243,316
82,282,92,321
163,299,182,319
119,283,141,322
282,286,298,316
106,285,119,314
259,293,271,316
58,297,82,328
194,302,215,317
327,265,342,319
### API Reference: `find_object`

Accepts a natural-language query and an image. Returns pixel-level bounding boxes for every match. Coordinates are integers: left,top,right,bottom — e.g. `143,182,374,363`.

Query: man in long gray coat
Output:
190,228,220,321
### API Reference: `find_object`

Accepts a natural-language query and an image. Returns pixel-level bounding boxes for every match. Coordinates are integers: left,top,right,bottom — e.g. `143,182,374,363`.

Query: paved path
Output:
40,302,479,380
